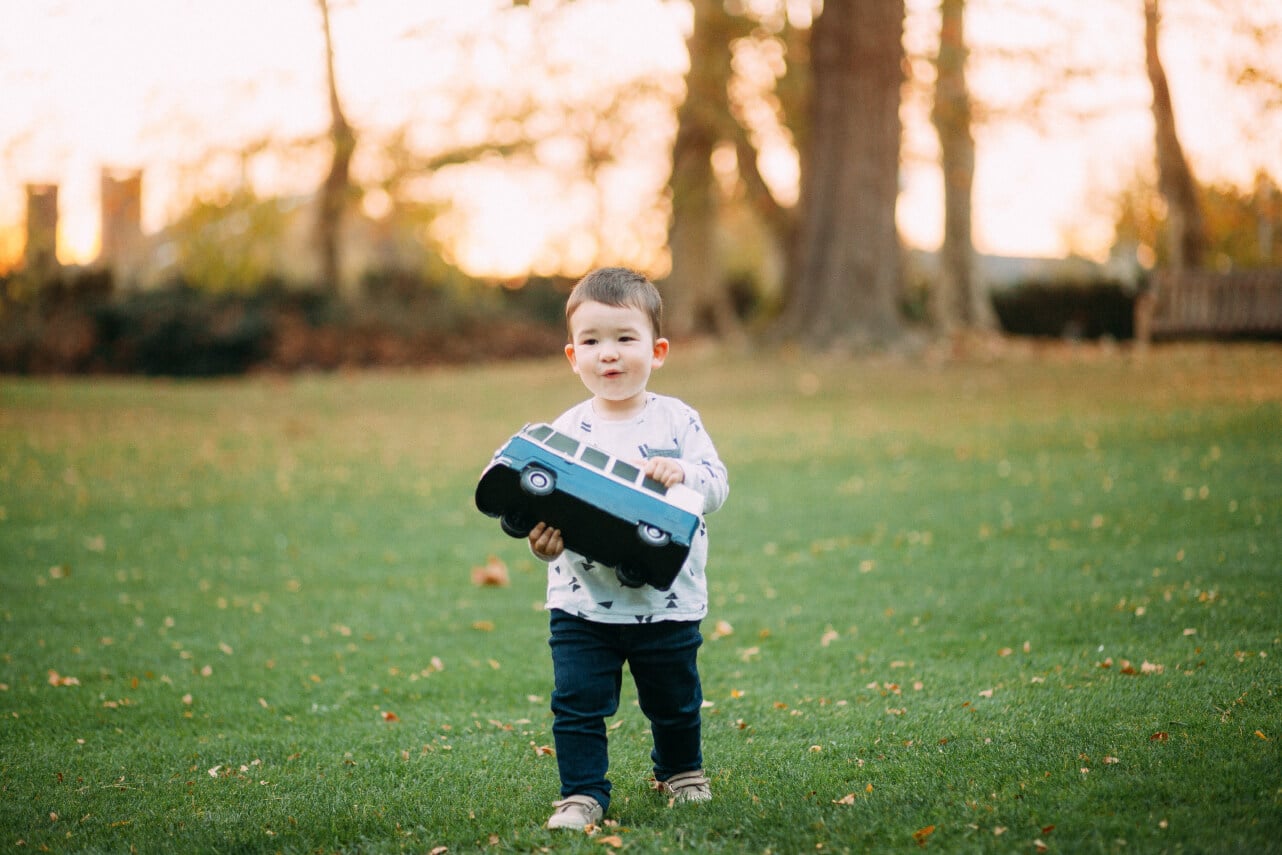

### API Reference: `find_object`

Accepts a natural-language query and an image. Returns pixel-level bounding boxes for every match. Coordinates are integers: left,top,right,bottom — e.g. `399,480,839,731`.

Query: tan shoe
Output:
657,769,711,803
546,794,603,830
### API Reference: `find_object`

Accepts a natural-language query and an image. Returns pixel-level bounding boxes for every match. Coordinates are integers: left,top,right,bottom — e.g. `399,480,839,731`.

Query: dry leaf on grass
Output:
47,670,80,687
471,556,510,587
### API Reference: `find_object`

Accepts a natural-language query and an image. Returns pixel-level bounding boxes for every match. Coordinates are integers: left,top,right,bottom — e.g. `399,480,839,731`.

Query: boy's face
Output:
565,300,669,418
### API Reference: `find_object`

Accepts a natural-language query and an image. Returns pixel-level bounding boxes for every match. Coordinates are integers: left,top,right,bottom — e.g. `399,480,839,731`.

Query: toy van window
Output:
612,460,640,482
581,447,609,470
526,425,554,442
547,431,580,456
642,476,668,495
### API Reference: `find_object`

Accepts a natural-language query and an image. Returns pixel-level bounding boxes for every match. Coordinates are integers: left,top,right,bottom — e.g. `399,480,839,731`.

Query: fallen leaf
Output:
1104,756,1120,764
833,793,857,805
381,711,400,722
913,825,936,846
470,555,510,587
47,670,80,687
978,689,994,698
1150,731,1169,742
429,847,448,855
710,619,734,640
821,628,840,647
532,743,554,756
598,834,624,847
1255,730,1269,741
472,621,495,632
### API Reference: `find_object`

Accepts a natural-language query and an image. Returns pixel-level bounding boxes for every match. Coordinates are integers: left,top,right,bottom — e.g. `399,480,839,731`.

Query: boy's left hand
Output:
643,457,685,488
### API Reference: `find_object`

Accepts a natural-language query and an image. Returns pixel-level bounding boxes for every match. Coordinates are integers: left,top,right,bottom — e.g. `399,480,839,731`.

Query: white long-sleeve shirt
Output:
542,393,729,624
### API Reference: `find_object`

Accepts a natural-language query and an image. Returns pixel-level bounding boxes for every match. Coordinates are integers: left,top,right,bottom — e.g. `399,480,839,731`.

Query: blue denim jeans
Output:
548,609,704,812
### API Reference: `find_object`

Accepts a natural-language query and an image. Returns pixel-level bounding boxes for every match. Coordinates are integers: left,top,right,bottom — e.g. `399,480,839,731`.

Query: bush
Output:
0,271,565,376
991,279,1136,340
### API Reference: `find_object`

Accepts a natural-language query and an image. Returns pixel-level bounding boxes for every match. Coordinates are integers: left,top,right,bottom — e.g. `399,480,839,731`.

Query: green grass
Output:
2,343,1280,854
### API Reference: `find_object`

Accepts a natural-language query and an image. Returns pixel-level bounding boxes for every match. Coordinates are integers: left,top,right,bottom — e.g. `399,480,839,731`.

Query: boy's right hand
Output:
529,522,564,561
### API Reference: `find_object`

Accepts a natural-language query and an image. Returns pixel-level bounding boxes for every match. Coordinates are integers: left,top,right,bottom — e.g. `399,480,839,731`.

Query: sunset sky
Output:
2,0,1279,277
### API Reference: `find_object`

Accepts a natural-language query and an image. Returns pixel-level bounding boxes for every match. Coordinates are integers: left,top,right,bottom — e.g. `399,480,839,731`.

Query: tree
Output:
316,0,357,296
776,0,907,348
663,0,750,340
929,0,994,333
1144,0,1206,271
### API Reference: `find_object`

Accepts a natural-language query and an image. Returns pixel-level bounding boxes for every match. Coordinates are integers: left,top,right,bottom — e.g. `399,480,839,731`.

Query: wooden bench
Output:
1135,269,1282,342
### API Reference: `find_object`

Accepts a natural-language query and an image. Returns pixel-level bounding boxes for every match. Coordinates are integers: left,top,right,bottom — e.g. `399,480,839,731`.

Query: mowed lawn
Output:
1,343,1279,854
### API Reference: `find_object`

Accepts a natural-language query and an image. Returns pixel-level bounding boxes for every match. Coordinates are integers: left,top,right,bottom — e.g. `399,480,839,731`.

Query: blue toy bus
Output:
475,423,703,590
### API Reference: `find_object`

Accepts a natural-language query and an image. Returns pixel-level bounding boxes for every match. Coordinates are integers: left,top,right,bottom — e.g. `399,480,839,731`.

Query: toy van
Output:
475,423,703,590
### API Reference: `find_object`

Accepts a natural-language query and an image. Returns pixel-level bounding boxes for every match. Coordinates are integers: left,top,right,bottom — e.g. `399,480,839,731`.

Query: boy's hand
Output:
528,522,564,561
643,458,685,488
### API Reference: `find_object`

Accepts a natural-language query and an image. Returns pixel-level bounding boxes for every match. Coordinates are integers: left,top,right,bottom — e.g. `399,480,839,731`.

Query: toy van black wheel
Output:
500,513,535,539
636,522,670,548
615,564,647,588
520,465,556,497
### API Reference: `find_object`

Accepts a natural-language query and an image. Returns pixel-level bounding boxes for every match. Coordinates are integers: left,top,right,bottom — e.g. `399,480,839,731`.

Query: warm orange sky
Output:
2,0,1279,277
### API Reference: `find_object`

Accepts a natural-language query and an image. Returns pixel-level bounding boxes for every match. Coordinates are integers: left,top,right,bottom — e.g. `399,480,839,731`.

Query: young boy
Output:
526,267,729,830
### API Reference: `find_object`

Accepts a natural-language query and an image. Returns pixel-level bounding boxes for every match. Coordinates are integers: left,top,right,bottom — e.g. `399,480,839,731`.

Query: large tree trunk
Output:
1144,0,1205,271
316,0,355,297
777,0,906,348
930,0,993,333
662,0,744,341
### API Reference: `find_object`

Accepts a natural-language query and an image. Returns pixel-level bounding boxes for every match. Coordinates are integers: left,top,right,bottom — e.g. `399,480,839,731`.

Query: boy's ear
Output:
652,337,669,367
564,342,579,372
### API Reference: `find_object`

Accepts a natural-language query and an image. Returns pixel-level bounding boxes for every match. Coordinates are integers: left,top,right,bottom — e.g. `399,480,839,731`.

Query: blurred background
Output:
2,0,1280,374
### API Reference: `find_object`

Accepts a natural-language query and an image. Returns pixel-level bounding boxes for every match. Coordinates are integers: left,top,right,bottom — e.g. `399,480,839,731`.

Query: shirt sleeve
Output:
675,406,729,515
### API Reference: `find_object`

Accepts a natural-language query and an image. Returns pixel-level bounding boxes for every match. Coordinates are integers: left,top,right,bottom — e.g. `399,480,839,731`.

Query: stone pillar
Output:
100,168,144,287
24,183,60,281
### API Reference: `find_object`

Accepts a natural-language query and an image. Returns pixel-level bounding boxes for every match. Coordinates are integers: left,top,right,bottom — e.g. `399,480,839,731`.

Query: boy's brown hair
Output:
565,267,663,340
